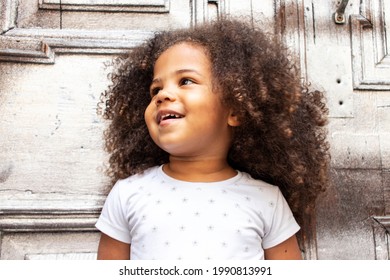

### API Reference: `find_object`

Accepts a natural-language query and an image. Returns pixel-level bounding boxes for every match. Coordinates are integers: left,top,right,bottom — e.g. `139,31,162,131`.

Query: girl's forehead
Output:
156,41,208,61
153,42,211,72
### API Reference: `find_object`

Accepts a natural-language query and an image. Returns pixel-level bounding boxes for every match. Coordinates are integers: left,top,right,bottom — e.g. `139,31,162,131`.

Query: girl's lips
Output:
156,110,185,125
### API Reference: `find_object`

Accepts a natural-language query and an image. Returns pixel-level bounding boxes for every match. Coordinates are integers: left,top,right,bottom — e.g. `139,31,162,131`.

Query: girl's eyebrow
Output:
151,69,203,85
176,69,203,76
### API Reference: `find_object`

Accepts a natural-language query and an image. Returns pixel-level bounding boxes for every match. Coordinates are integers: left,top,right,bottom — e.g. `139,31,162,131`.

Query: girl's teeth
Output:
163,114,180,119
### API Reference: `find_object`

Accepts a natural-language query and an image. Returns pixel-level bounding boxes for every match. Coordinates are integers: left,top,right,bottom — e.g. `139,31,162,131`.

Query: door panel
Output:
1,0,389,259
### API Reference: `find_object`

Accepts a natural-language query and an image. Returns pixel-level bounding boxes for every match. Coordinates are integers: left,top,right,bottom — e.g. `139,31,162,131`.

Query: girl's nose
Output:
155,89,176,105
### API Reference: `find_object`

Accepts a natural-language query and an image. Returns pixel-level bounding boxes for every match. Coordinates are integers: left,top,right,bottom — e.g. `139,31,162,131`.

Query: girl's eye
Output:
180,78,194,86
150,87,161,96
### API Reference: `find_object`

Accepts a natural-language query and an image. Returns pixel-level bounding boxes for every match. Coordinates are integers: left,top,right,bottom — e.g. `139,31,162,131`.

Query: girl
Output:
95,18,329,260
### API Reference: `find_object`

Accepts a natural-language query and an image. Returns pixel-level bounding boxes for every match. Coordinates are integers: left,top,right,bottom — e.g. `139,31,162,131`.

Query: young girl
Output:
95,18,329,260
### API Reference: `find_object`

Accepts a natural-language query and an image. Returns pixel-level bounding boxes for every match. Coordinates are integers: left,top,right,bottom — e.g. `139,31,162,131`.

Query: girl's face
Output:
144,42,239,159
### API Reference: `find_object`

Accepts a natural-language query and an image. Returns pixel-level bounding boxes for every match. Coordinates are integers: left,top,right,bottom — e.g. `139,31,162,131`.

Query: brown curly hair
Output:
98,18,330,229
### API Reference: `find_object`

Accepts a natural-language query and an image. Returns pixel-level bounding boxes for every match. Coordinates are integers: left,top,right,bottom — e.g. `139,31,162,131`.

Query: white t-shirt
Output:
95,165,300,260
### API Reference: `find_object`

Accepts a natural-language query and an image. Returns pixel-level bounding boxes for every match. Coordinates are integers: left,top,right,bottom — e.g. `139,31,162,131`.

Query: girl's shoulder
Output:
237,172,292,221
238,172,280,193
122,165,159,182
235,172,287,207
111,166,160,194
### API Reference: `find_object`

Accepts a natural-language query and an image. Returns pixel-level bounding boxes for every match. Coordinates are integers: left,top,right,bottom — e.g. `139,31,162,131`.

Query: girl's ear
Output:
227,110,241,127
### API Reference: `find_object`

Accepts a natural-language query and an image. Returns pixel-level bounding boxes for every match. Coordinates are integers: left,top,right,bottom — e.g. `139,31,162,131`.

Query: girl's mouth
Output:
157,110,184,125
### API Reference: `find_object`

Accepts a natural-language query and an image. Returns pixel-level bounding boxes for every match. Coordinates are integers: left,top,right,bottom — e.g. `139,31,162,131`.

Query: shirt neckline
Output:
157,165,242,187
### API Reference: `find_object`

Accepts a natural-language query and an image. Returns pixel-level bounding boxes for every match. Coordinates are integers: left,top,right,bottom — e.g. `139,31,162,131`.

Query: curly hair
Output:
98,18,330,228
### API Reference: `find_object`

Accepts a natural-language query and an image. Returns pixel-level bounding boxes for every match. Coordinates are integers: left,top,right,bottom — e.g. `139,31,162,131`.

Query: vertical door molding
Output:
0,0,17,32
351,0,390,90
275,0,318,260
191,0,222,25
274,0,308,80
372,216,390,259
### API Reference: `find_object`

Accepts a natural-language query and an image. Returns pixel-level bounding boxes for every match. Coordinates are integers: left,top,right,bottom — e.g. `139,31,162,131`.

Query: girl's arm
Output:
97,233,131,260
264,235,302,260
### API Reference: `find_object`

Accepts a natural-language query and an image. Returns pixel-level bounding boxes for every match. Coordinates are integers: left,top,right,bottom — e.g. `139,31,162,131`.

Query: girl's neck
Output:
163,156,237,182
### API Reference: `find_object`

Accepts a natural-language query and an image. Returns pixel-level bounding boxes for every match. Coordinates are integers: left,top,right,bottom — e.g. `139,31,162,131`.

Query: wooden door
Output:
312,0,390,260
1,0,389,259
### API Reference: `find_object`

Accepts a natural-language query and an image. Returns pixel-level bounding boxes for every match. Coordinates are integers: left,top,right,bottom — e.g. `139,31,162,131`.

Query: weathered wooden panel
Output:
351,0,390,90
0,232,100,260
0,0,17,32
16,0,187,30
0,55,110,195
306,2,389,259
0,196,101,233
330,133,381,169
274,0,307,78
304,0,355,118
0,0,226,64
25,252,97,260
38,0,170,13
316,169,385,259
1,0,390,260
372,216,390,260
0,29,154,64
384,172,390,215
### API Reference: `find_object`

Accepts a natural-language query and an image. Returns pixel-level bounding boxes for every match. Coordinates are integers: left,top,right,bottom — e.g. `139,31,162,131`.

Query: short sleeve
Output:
262,189,300,249
95,180,132,244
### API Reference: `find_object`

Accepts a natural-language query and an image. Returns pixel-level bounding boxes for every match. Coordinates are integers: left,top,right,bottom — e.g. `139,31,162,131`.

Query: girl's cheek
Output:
144,105,151,123
144,104,155,127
